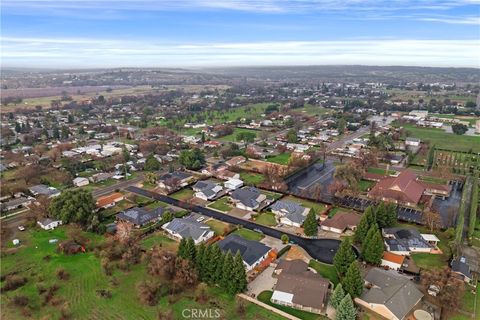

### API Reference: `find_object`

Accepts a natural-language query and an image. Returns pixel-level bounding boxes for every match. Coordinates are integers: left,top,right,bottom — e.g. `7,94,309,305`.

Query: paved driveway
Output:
247,265,277,297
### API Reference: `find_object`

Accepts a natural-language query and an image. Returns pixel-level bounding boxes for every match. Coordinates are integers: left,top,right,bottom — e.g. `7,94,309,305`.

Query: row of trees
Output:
177,238,247,295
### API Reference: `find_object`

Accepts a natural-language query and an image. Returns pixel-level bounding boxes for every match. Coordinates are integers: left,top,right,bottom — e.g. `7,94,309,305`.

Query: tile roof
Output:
382,251,405,265
96,192,123,208
369,170,425,204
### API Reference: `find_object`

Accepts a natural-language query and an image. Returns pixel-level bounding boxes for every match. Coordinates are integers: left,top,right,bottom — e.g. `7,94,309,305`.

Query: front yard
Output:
208,197,233,212
232,228,265,241
205,219,233,236
170,188,195,201
254,212,277,227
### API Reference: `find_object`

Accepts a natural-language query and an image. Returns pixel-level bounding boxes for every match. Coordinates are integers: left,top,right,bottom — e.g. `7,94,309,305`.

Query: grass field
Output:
257,291,327,320
308,260,340,286
266,153,291,165
205,219,232,236
232,228,264,241
170,188,194,201
254,212,277,227
417,176,448,185
367,167,395,175
1,226,284,320
219,128,260,142
208,197,233,212
240,172,265,186
358,179,375,192
282,195,328,214
297,104,332,117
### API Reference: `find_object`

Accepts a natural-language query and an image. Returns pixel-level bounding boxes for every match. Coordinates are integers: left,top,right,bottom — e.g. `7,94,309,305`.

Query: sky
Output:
1,0,480,68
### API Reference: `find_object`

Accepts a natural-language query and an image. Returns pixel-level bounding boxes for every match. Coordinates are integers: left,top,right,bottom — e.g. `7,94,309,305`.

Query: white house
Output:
405,137,421,147
162,218,214,244
230,187,267,211
192,181,223,201
37,218,62,230
380,252,405,271
73,177,90,187
224,178,244,190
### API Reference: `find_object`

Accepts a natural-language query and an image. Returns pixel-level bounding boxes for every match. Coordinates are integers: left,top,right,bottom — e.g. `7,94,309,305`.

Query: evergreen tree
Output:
333,238,356,275
53,126,60,139
335,294,357,320
195,243,206,280
343,262,363,298
230,251,247,294
384,202,397,227
144,154,160,171
354,206,375,244
185,238,196,263
205,244,221,285
220,251,234,290
361,224,384,265
375,201,387,228
303,210,318,237
14,122,21,133
177,238,187,259
329,283,346,309
213,251,225,285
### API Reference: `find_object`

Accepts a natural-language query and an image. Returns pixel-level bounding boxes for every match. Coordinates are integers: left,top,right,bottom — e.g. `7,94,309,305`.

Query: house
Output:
162,218,214,244
90,172,113,183
320,212,361,234
192,181,224,201
271,259,330,314
116,207,164,227
381,251,405,271
37,218,62,230
382,227,435,255
355,268,423,320
270,200,309,228
29,184,61,198
217,234,272,271
1,197,32,212
224,178,243,190
451,256,473,284
96,192,124,210
73,177,89,187
405,137,421,147
230,187,267,211
225,156,246,167
158,171,194,191
204,140,222,148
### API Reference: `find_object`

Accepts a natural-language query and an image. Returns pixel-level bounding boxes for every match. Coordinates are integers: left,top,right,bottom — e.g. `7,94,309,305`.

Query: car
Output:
253,228,263,234
196,217,205,222
18,226,25,231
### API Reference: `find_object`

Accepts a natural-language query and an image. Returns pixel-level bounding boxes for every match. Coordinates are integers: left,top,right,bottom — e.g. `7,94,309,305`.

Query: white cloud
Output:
2,37,479,68
419,16,480,25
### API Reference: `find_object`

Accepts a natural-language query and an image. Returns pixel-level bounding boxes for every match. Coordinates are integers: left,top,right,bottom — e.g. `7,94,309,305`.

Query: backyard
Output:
258,291,327,320
240,172,265,186
308,260,340,286
283,195,328,215
266,153,291,166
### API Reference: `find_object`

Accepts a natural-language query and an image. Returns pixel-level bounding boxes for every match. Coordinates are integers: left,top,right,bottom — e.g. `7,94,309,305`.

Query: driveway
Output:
247,265,277,297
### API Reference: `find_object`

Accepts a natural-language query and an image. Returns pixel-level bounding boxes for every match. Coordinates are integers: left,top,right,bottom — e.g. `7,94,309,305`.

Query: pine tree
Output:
375,201,387,228
185,238,196,263
335,294,357,320
177,238,187,259
303,210,318,237
384,202,397,227
343,262,363,298
354,206,375,244
329,283,345,309
195,243,206,280
333,238,356,275
206,244,221,285
213,251,225,285
230,251,247,294
361,224,384,265
220,251,234,291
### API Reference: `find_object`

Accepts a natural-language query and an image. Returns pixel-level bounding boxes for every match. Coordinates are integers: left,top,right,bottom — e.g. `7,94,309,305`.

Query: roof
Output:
420,234,440,242
163,218,212,241
1,197,31,208
369,170,425,205
273,259,330,310
217,234,271,266
321,212,361,231
270,200,309,224
451,256,472,279
38,218,61,226
231,187,263,208
96,192,124,208
29,184,60,196
382,251,405,265
159,171,192,181
116,207,164,226
383,227,431,251
193,181,222,198
73,177,88,183
361,268,423,320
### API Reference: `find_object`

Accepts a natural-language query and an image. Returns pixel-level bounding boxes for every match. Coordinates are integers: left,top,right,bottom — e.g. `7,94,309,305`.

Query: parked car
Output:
196,217,205,222
18,226,25,231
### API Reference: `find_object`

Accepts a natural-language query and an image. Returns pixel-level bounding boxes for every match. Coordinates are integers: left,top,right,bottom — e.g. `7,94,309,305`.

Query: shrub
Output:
2,275,27,292
56,269,70,281
11,295,29,307
277,245,291,258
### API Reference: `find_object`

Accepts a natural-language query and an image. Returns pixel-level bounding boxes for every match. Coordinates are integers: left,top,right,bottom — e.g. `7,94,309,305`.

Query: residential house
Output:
29,184,61,198
451,257,473,284
162,218,214,244
73,177,89,187
405,137,421,147
271,259,330,314
225,156,246,167
37,218,62,230
217,234,272,271
96,192,124,210
320,212,361,234
192,181,224,201
1,197,32,213
90,172,113,183
230,187,267,211
382,227,438,255
355,268,423,320
270,200,309,228
158,171,194,191
224,178,244,190
116,207,164,227
381,252,405,271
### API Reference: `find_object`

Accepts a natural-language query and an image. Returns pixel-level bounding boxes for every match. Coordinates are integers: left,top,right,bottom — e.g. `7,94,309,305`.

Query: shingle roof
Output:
270,200,308,224
159,171,191,181
383,227,431,251
29,184,60,197
217,234,271,266
116,207,164,226
231,187,262,208
321,212,361,231
163,218,212,241
451,256,472,279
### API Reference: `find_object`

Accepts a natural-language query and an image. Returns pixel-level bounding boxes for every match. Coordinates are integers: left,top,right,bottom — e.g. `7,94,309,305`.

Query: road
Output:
126,186,356,264
92,174,144,198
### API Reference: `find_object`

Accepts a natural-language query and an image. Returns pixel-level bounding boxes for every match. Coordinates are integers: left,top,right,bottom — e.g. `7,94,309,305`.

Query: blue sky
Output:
1,0,479,68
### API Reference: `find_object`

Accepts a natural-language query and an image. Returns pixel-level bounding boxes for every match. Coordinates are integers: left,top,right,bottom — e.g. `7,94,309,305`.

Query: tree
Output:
333,238,356,275
451,123,468,135
179,148,205,170
337,118,347,135
303,210,318,237
330,283,346,309
286,129,298,143
229,251,247,294
48,189,95,227
422,210,442,232
334,163,363,193
116,221,133,243
236,132,256,148
354,206,375,244
281,234,289,244
144,154,160,171
426,145,435,170
184,238,196,262
384,203,397,227
53,126,60,139
220,251,234,290
205,244,221,285
361,224,383,265
177,238,187,259
195,243,207,280
342,262,363,298
145,172,157,185
335,294,356,320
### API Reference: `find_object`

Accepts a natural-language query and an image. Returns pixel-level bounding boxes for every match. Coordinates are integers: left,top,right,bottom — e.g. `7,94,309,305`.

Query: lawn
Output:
308,260,340,286
255,212,277,227
266,153,291,165
282,195,328,214
327,206,357,218
1,226,284,320
219,127,260,142
170,188,194,201
240,172,265,186
257,291,327,320
417,175,448,185
358,179,375,192
140,232,178,250
208,197,233,212
367,167,395,175
205,219,232,236
232,228,264,241
144,201,168,210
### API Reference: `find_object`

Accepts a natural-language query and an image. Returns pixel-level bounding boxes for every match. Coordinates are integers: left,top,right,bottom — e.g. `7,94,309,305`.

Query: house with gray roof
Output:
192,181,224,201
355,268,423,320
382,227,434,255
116,207,164,227
1,197,32,212
451,256,473,284
270,200,310,227
230,187,267,211
29,184,61,198
158,171,194,191
217,234,272,271
162,218,214,244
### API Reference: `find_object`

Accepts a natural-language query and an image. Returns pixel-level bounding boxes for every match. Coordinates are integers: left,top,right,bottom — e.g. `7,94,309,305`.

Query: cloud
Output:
2,37,479,68
419,16,480,25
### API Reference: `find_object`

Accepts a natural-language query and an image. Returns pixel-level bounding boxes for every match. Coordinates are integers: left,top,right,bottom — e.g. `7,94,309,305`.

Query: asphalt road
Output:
126,186,354,264
92,174,144,198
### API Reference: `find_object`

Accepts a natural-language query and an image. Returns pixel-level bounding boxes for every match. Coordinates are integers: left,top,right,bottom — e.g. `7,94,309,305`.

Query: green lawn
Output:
308,260,340,286
144,201,168,210
219,127,260,142
282,195,328,214
255,212,277,227
205,219,232,236
297,104,332,117
140,232,177,250
232,228,264,241
240,172,265,186
367,167,395,175
327,206,357,218
358,179,375,192
266,153,291,165
170,188,194,201
257,291,327,320
417,176,448,185
209,197,233,212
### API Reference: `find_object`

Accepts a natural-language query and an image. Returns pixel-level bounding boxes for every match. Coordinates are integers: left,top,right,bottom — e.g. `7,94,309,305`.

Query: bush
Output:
56,269,70,281
1,275,27,292
11,295,29,307
277,245,291,258
96,289,112,299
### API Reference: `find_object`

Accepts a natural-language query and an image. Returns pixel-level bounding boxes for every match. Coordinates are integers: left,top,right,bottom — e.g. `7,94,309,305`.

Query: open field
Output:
219,127,260,142
297,104,332,117
240,172,265,186
266,153,291,165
